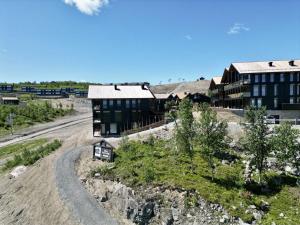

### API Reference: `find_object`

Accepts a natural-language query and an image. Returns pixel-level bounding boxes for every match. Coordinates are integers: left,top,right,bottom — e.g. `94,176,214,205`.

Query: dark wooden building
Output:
219,60,300,110
0,85,14,93
75,90,88,98
21,86,36,93
88,84,162,137
209,76,225,107
36,89,68,98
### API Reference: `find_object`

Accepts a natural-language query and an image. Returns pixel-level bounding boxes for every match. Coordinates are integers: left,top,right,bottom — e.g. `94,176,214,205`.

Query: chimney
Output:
268,62,273,67
114,84,120,90
289,60,295,66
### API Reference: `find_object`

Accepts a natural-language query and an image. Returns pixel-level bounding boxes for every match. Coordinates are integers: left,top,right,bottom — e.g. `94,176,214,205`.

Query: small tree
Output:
271,122,300,185
241,106,271,185
175,98,195,164
195,104,228,180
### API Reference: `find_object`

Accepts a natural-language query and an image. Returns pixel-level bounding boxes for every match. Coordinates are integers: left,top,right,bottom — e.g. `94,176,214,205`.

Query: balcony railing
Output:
224,79,251,91
224,92,251,100
282,103,300,110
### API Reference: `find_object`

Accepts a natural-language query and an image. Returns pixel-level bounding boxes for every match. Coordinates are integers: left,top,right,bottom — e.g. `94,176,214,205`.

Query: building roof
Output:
212,76,222,85
1,97,19,101
172,80,210,95
176,92,190,100
232,60,300,74
154,93,171,99
88,85,155,99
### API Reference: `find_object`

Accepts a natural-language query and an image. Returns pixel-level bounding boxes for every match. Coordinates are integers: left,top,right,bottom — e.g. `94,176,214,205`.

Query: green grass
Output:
92,139,300,225
0,138,48,159
2,139,62,171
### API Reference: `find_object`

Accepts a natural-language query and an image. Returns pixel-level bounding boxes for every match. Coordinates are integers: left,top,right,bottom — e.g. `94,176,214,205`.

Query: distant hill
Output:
150,80,210,95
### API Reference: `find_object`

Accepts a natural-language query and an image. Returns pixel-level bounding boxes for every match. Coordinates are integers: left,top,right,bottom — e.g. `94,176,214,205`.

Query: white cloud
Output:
64,0,109,16
227,23,250,35
185,35,192,40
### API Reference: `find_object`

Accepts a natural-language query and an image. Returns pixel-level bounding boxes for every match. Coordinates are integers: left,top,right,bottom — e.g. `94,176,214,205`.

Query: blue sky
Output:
0,0,299,85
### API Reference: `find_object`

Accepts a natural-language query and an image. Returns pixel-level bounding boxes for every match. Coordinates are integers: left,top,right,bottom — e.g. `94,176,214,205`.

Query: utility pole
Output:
6,113,15,135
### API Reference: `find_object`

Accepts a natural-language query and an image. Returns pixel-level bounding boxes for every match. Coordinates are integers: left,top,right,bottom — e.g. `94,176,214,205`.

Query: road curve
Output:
55,146,120,225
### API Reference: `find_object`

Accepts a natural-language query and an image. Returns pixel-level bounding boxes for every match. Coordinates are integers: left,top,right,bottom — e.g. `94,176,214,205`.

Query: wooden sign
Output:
93,140,114,162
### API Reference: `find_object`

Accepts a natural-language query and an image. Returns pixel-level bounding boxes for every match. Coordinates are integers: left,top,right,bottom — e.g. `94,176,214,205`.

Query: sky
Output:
0,0,300,85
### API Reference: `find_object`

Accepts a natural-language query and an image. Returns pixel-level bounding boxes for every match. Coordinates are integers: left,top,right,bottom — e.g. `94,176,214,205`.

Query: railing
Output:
224,79,251,91
282,103,300,110
124,119,166,135
224,92,251,99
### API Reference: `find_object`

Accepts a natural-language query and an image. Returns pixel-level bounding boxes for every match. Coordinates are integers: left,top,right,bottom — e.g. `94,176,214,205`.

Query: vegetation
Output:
1,81,97,90
92,105,300,224
0,101,73,136
0,139,48,159
2,139,62,171
241,107,272,184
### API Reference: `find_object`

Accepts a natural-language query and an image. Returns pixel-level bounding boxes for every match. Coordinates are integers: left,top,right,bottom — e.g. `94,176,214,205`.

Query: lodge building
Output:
210,60,300,114
88,84,164,136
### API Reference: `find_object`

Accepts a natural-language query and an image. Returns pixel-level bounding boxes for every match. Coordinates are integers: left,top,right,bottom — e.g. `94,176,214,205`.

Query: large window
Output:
274,84,278,96
117,100,122,107
290,73,294,82
132,99,136,108
253,85,259,96
290,98,294,104
103,100,108,109
257,98,262,108
126,100,131,108
280,73,285,82
109,100,114,107
115,111,122,122
270,73,275,82
251,98,256,106
255,75,259,83
261,85,266,96
102,111,110,123
274,98,278,108
261,74,266,83
110,123,117,134
290,84,295,96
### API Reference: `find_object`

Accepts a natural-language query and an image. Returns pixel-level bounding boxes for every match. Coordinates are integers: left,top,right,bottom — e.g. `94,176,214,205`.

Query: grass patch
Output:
0,138,48,159
92,139,300,224
2,139,62,171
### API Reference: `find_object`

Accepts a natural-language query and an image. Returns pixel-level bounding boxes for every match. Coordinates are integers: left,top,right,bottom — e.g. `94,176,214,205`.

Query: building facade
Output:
88,84,162,137
213,60,300,113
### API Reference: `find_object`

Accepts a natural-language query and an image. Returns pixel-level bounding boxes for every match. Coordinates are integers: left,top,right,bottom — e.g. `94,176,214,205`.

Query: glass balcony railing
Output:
224,79,251,91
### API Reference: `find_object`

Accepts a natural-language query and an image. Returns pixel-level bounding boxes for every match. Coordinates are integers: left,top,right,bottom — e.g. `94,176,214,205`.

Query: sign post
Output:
93,140,114,162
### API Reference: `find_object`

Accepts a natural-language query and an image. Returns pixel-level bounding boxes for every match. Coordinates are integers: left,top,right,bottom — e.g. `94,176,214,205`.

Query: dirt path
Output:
55,146,120,225
0,118,95,225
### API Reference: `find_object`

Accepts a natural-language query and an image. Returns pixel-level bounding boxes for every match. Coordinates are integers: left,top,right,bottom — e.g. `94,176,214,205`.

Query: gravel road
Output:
55,146,120,225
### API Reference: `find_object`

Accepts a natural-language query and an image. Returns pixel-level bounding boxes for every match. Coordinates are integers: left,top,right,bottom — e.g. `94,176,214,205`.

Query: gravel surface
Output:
55,146,120,225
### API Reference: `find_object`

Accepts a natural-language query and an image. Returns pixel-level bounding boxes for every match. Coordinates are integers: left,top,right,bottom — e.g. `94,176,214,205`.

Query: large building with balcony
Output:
88,84,163,137
209,76,224,107
210,59,300,118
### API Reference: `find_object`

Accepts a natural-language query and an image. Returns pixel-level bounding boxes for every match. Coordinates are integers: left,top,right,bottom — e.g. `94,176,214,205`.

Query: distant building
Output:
0,96,19,105
21,86,36,93
209,76,224,107
75,90,88,98
210,59,300,119
153,93,173,113
36,89,68,98
0,85,14,93
88,84,163,137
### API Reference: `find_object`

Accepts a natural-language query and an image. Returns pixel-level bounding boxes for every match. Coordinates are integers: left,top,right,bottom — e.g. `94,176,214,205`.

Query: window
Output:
257,98,262,108
126,100,130,108
103,100,108,109
261,74,266,83
117,100,121,107
280,73,285,82
297,73,300,82
110,123,117,134
270,73,275,82
102,111,110,123
290,98,294,104
137,99,141,107
261,85,266,96
290,73,294,82
251,98,256,106
255,74,259,83
132,99,136,108
101,124,106,134
253,85,259,96
274,84,278,96
274,98,278,108
290,84,294,95
115,111,122,122
109,100,114,107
